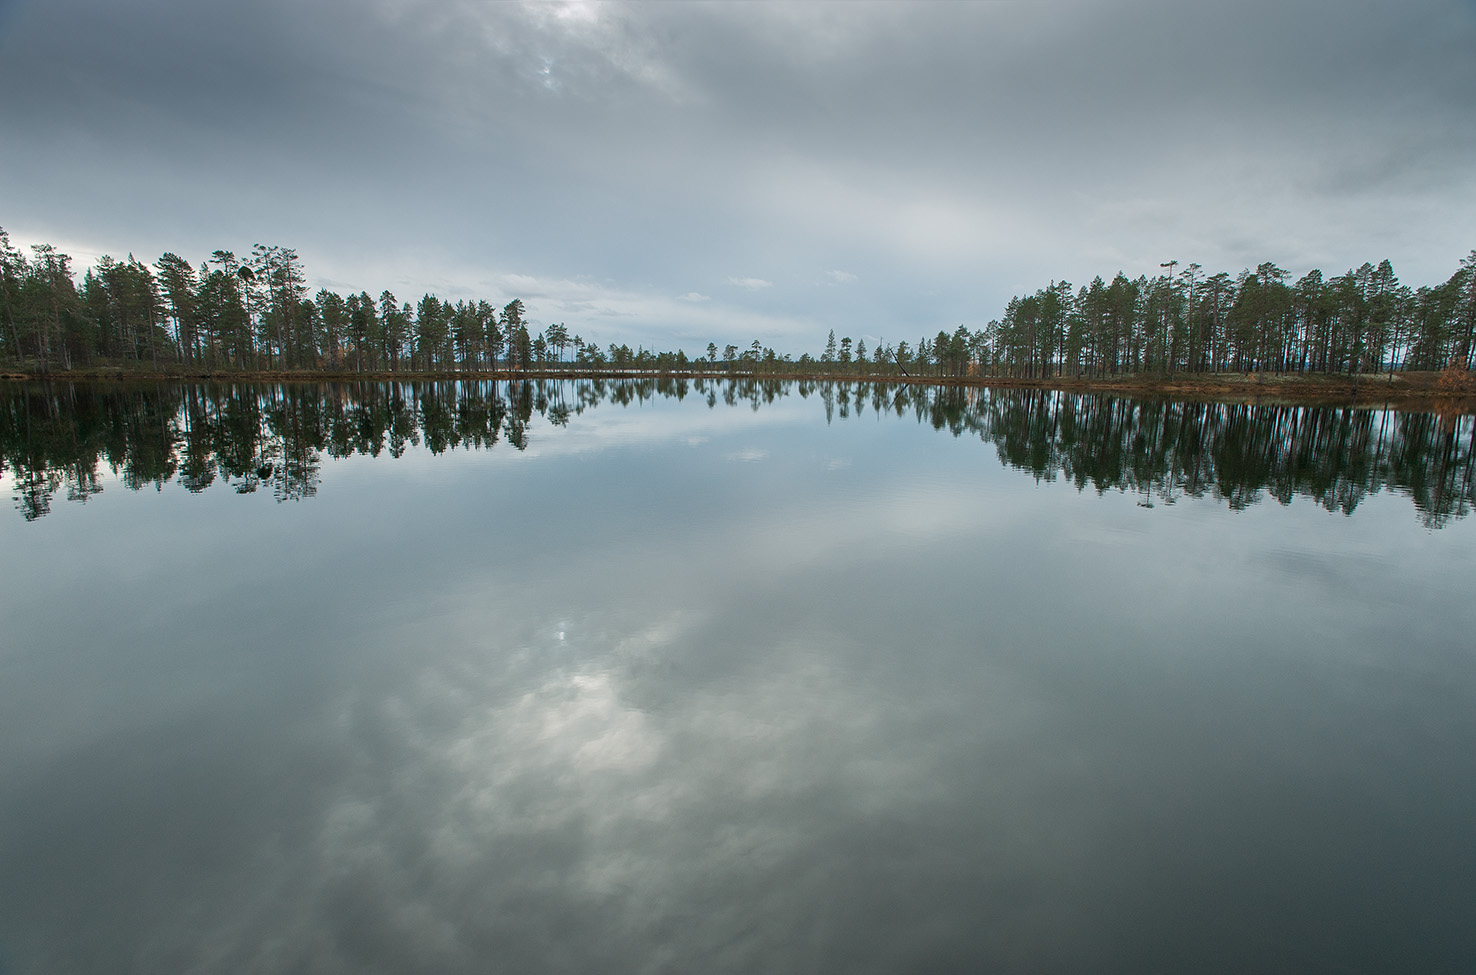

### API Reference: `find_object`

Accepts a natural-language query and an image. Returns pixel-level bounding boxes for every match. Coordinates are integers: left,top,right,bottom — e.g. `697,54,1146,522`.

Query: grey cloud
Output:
1,0,1472,353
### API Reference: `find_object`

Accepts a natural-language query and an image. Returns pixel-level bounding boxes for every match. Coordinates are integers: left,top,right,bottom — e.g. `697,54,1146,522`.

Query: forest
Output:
3,378,1472,528
1,227,1474,380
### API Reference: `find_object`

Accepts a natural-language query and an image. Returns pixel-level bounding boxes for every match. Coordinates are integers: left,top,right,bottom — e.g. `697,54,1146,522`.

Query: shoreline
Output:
2,367,1473,412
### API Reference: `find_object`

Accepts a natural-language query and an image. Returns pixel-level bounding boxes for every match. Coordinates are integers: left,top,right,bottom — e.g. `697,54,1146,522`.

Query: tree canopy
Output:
2,227,1471,380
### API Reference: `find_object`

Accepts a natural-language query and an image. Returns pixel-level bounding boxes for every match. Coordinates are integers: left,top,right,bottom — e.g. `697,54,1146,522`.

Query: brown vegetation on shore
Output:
5,366,1472,414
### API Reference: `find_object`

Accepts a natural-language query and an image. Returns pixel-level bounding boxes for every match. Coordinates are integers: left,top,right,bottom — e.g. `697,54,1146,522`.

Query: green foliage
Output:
982,254,1473,379
2,225,1471,380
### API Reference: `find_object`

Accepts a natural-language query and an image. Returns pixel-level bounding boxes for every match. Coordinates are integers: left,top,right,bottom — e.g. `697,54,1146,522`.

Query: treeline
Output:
980,255,1476,378
4,379,1472,528
0,230,781,374
802,254,1476,379
0,230,599,373
1,226,1473,379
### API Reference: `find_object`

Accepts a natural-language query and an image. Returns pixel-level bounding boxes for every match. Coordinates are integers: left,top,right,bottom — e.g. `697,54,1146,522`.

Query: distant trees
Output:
544,322,569,366
974,254,1476,380
697,249,1473,382
502,300,530,371
0,226,1472,383
84,255,165,368
251,245,309,369
155,253,198,365
14,242,87,370
0,229,554,374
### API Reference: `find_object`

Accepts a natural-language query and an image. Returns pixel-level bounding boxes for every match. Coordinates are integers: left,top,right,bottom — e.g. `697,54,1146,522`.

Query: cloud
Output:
0,0,1472,350
277,244,819,350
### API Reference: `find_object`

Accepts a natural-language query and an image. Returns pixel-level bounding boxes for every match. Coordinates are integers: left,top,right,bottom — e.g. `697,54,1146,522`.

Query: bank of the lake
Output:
4,367,1474,413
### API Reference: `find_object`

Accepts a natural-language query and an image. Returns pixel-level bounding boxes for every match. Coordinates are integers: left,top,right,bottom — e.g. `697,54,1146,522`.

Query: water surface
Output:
2,380,1474,974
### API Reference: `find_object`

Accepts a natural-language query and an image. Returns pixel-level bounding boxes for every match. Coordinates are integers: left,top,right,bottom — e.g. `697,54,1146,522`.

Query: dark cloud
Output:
1,0,1472,351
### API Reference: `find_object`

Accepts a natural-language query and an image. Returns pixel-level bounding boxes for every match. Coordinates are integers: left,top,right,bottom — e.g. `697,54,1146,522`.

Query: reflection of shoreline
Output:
4,369,1474,413
2,379,1474,528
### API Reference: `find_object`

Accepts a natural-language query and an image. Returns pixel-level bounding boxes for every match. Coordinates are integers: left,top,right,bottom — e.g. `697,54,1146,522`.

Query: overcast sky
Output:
2,0,1473,354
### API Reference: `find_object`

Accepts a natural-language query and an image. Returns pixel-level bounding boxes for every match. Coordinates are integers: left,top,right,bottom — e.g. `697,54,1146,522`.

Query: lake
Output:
2,378,1474,974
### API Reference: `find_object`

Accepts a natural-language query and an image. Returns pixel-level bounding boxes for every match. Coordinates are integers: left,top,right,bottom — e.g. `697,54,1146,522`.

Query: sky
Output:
1,0,1473,355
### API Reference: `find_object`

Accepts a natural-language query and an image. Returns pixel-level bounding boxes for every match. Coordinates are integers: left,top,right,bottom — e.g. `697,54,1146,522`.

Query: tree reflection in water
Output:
2,378,1473,528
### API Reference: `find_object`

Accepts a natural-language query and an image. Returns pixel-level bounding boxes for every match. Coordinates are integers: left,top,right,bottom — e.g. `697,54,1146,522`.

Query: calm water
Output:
2,379,1475,974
